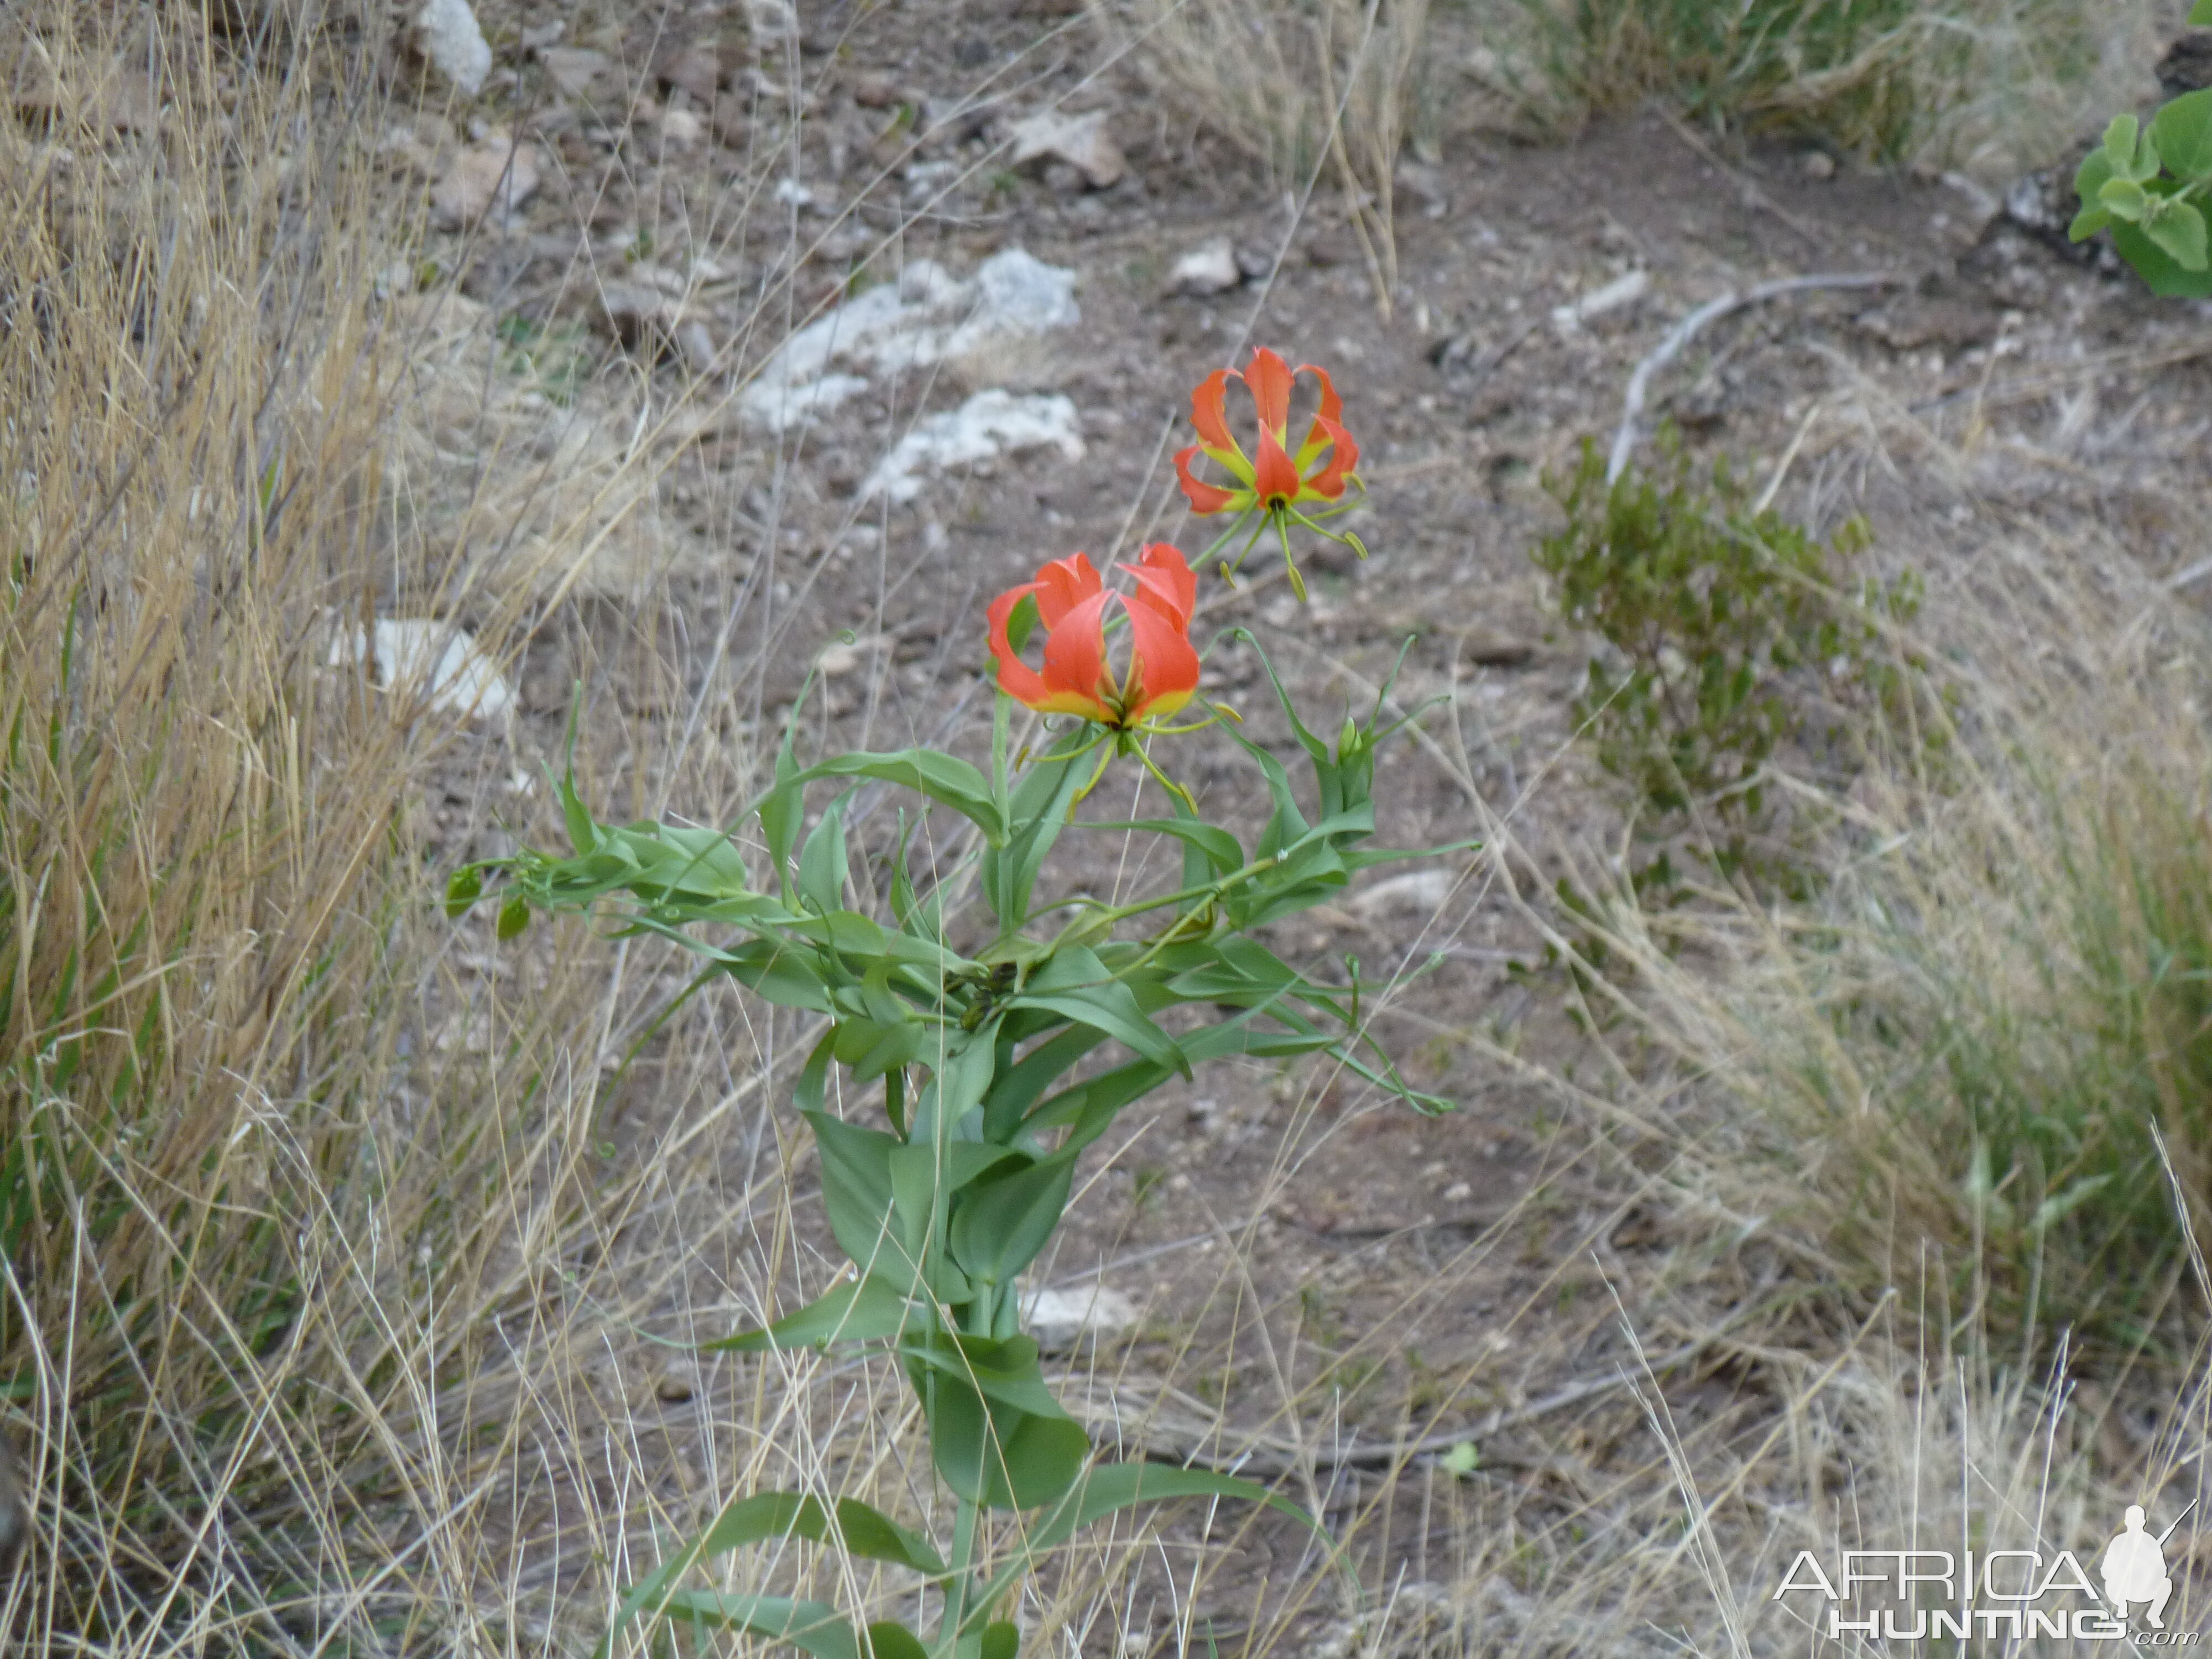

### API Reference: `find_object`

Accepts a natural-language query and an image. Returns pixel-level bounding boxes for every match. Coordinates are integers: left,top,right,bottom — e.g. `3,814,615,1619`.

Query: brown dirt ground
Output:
377,3,2212,1651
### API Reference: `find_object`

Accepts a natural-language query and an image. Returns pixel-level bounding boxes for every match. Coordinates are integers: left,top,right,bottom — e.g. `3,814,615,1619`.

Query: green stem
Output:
937,1495,982,1657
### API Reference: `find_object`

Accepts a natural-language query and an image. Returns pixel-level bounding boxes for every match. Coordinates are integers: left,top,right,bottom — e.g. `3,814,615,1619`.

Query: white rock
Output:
1167,236,1241,297
1349,867,1459,920
431,132,542,227
739,249,1078,432
861,390,1084,504
1550,269,1647,334
1007,108,1125,189
413,0,492,96
1021,1285,1139,1352
331,620,514,720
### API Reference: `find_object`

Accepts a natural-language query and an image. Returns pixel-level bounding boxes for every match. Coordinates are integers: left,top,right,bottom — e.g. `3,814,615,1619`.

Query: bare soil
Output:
388,4,2212,1648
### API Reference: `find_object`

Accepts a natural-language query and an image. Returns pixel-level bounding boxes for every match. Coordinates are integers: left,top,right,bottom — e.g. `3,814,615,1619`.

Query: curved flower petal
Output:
1300,415,1359,500
1293,363,1343,468
1031,552,1101,630
1038,588,1118,719
1251,426,1303,508
1244,348,1294,445
1123,589,1201,726
1189,369,1241,458
986,581,1057,709
1173,446,1246,516
1123,542,1197,628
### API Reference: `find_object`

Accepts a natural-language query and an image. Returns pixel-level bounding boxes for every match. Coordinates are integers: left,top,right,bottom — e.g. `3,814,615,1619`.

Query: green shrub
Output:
1519,0,2150,171
1533,430,1925,899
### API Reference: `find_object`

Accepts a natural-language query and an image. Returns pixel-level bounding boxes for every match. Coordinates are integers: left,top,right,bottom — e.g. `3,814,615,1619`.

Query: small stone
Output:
597,283,685,356
1021,1285,1139,1353
1350,867,1459,919
745,0,798,44
430,133,542,227
536,46,611,98
1167,235,1241,297
852,71,901,109
655,1364,697,1404
659,107,704,150
1801,149,1837,181
816,634,888,676
1006,108,1125,190
654,44,722,104
1041,161,1084,196
1234,244,1274,281
677,318,717,373
1442,1181,1474,1204
412,0,492,96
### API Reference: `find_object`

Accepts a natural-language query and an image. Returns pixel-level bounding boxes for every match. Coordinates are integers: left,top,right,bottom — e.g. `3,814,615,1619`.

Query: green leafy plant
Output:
2072,3,2212,295
450,364,1456,1659
1533,430,1923,896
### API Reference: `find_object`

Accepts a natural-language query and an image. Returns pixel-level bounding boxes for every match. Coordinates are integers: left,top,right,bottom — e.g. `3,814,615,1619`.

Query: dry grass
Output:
1087,0,1438,311
1507,0,2160,174
7,0,2209,1653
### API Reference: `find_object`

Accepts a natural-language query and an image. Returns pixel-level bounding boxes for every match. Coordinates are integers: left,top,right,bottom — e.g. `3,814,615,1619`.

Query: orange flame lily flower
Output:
1173,347,1360,519
986,545,1201,730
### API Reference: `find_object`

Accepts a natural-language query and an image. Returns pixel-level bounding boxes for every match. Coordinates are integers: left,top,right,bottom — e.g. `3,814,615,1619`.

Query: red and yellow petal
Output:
1121,591,1201,726
1244,348,1294,445
1188,369,1240,457
1174,446,1248,515
1300,415,1359,500
1251,426,1302,507
986,581,1058,709
1293,363,1344,469
1123,542,1197,628
1039,588,1118,716
1031,551,1102,629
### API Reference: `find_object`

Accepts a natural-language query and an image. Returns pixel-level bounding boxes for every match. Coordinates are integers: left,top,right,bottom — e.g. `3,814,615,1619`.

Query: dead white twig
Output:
1608,273,1906,484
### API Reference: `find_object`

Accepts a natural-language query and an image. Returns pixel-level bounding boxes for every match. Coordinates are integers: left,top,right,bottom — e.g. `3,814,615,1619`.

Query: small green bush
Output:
1534,430,1926,898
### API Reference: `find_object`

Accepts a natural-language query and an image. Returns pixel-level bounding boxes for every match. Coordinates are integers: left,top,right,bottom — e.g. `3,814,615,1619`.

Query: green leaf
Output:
2068,203,2112,242
974,1623,1019,1659
963,1460,1331,1628
867,1624,932,1659
629,1593,863,1659
1008,947,1187,1078
2100,176,2151,222
1003,591,1042,655
980,1025,1109,1140
805,1112,920,1285
948,1151,1076,1288
799,792,854,914
495,893,531,941
1439,1441,1479,1476
1088,817,1244,883
714,938,836,1014
560,768,598,854
2148,199,2209,269
2193,0,2212,21
2155,88,2212,181
703,1272,915,1351
2112,219,2212,296
917,1366,1089,1511
981,735,1093,926
444,865,482,916
793,749,1006,844
2031,1173,2114,1232
2104,112,2141,174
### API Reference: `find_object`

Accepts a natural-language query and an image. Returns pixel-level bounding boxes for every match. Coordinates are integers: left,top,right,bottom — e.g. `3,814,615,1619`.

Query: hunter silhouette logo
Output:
2103,1504,2188,1630
1772,1500,2200,1644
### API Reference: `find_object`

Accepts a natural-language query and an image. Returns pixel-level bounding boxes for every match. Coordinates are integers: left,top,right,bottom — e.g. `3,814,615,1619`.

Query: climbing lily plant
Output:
448,348,1455,1659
